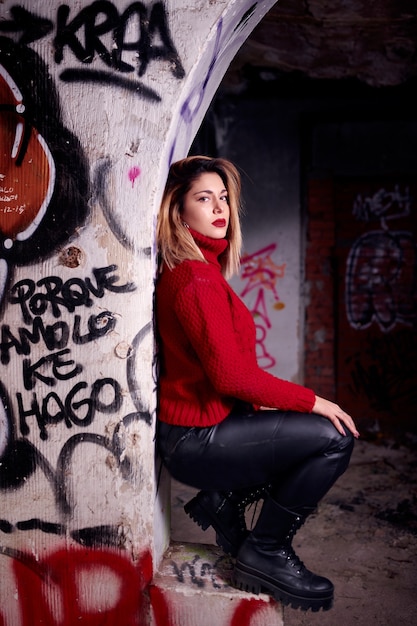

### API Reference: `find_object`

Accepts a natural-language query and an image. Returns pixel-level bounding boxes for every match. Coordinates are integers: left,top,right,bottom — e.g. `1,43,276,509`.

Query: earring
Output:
182,221,189,229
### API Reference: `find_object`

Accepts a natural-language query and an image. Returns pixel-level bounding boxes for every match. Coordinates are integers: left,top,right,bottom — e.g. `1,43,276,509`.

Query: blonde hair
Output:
157,155,242,278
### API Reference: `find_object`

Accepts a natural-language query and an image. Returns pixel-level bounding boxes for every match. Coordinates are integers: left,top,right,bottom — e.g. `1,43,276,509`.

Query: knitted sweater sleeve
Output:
174,268,316,413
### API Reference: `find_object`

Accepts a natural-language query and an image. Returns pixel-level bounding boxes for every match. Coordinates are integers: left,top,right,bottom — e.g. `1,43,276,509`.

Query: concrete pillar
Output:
0,1,281,624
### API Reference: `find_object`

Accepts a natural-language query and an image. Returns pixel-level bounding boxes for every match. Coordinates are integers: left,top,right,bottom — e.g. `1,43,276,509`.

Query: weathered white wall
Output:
0,1,277,624
213,99,306,385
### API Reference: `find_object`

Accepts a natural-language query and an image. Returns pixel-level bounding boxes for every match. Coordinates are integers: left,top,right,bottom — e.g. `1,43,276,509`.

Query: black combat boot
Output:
232,497,334,611
184,486,268,557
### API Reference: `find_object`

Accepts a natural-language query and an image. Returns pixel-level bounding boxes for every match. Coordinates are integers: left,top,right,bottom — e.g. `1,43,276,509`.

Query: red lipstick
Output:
212,219,226,227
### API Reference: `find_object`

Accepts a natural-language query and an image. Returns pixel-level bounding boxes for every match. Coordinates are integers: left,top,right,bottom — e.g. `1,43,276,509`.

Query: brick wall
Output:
304,179,337,399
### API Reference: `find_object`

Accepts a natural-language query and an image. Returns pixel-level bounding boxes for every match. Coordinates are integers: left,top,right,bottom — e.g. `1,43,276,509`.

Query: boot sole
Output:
184,497,237,556
232,564,334,612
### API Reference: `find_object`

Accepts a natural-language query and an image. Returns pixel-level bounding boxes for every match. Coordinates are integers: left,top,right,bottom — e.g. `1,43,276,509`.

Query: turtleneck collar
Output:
189,228,228,267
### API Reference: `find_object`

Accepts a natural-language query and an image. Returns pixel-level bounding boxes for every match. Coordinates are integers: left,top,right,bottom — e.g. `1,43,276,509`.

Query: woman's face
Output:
181,172,229,239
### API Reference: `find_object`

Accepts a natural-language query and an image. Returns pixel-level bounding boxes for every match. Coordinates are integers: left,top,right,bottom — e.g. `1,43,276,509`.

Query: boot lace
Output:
280,544,306,574
236,484,272,532
280,514,307,574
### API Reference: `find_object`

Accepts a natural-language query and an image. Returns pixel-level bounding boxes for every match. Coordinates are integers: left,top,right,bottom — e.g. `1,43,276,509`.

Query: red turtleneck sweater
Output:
156,230,316,427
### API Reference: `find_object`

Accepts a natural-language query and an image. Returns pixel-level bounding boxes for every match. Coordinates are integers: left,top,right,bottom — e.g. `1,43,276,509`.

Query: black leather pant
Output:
157,407,355,509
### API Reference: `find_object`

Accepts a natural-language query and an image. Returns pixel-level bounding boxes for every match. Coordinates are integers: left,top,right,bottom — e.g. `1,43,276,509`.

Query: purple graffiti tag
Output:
346,184,416,332
352,185,411,227
168,18,223,164
345,230,417,332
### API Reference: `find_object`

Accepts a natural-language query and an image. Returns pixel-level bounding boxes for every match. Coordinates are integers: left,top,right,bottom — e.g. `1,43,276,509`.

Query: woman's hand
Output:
312,396,360,438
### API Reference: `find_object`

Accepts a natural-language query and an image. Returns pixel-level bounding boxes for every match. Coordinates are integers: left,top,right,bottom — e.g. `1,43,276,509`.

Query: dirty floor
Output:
170,436,417,626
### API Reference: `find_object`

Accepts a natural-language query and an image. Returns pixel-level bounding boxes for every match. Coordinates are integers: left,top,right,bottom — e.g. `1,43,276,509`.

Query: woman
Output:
156,155,359,612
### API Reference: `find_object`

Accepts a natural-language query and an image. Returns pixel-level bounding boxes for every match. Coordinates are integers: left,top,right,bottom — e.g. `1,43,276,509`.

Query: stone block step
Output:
150,542,283,626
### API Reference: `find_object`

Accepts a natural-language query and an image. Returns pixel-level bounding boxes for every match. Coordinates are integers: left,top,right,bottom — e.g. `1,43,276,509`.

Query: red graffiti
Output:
239,243,286,369
240,244,285,300
148,585,172,626
231,597,274,626
3,546,279,625
11,547,153,626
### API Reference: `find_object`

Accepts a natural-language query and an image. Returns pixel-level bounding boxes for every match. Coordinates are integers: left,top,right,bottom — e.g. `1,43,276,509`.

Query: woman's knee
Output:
341,427,355,461
313,413,355,456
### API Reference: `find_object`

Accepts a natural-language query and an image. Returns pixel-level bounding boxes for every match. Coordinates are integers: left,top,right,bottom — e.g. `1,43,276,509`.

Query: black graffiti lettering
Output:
72,311,116,344
1,3,184,104
16,519,65,534
112,2,185,78
8,280,35,325
1,312,117,364
16,392,49,439
17,393,42,438
29,277,66,318
54,5,84,63
85,265,135,297
61,278,94,310
8,266,135,322
54,1,184,79
1,325,25,365
91,377,122,413
59,66,161,100
23,357,53,389
9,277,65,320
82,1,119,66
112,2,148,73
68,377,122,426
65,381,94,426
52,348,82,382
0,6,54,45
43,392,71,435
170,555,230,590
1,318,68,365
145,2,185,79
23,349,83,391
17,377,123,439
30,276,94,318
38,319,70,351
55,1,119,66
15,397,28,437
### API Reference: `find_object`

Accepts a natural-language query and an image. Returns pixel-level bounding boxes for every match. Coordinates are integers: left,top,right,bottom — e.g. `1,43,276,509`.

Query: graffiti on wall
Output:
1,535,277,625
0,545,153,626
333,178,417,426
0,31,152,539
0,2,185,100
149,548,279,626
169,2,258,162
0,12,157,624
0,264,155,517
3,544,275,626
0,2,278,624
1,2,187,255
238,243,286,369
345,185,417,332
0,36,90,301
